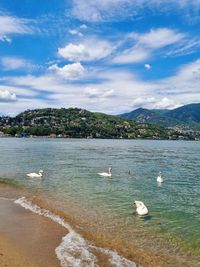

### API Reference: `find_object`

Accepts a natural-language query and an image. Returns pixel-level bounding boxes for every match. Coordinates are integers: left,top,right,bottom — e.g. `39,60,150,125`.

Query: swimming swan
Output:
27,170,43,178
157,172,163,183
133,200,148,216
98,167,112,177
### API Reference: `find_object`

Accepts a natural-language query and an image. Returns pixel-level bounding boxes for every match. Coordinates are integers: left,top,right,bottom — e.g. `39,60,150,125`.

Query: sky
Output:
0,0,200,116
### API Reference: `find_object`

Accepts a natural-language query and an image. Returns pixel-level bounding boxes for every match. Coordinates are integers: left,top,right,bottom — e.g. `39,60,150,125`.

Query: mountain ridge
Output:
120,103,200,130
0,105,199,140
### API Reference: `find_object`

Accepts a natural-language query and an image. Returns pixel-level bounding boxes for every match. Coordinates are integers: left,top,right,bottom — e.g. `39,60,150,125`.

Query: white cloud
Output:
48,62,85,80
0,35,12,43
71,0,142,22
1,59,200,114
0,15,33,42
133,28,184,49
80,24,87,29
69,29,83,37
0,89,16,102
71,0,200,22
0,85,38,98
85,87,115,100
58,38,113,62
0,98,50,115
112,47,149,64
132,97,179,109
159,59,200,94
58,43,87,61
165,39,200,57
112,28,186,64
0,57,35,71
2,74,70,93
144,64,151,69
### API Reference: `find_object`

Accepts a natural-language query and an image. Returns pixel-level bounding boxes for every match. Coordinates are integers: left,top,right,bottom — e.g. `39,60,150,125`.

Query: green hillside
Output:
0,107,172,139
120,103,200,130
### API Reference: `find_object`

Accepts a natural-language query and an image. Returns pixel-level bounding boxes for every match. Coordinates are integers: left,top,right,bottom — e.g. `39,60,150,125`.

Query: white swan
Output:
157,172,163,183
27,170,43,178
98,167,112,177
133,200,148,216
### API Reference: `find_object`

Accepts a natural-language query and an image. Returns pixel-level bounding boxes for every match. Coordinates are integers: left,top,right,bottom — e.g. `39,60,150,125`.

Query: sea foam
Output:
15,197,137,267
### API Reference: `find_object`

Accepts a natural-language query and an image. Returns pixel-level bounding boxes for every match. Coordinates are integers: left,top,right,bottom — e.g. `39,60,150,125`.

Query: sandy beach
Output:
0,185,67,267
0,181,199,267
0,234,36,267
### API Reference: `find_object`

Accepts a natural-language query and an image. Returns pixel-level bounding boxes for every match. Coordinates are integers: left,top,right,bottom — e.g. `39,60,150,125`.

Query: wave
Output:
14,197,137,267
91,246,137,267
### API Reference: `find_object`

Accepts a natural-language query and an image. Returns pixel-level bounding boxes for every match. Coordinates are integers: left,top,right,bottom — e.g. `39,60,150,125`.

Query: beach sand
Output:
0,234,36,267
0,183,198,267
0,185,67,267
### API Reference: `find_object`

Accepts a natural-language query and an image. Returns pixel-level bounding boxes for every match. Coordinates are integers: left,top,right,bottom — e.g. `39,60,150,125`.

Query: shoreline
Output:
0,136,199,141
0,186,66,267
0,182,199,267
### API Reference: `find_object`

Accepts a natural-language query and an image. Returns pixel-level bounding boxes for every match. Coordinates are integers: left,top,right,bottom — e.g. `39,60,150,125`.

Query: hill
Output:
120,103,200,130
0,107,174,139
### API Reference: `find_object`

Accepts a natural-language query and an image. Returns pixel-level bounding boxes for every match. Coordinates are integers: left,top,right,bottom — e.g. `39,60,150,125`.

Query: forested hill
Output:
0,107,175,139
120,103,200,130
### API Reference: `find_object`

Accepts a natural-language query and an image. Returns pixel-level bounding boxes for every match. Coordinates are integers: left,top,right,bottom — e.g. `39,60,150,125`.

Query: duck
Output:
157,172,163,183
98,167,112,177
27,170,43,178
133,200,148,216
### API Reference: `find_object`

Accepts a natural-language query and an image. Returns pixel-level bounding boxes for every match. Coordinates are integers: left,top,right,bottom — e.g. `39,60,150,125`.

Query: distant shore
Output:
0,135,199,141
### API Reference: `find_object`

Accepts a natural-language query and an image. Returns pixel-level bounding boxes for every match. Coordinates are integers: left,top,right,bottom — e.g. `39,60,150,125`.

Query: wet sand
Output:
0,234,36,267
0,183,199,267
0,185,67,267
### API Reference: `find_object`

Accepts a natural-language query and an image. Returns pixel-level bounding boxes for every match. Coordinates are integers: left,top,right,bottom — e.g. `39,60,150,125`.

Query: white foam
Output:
15,197,71,229
14,197,98,267
105,250,137,267
91,246,137,267
14,197,138,267
56,233,98,267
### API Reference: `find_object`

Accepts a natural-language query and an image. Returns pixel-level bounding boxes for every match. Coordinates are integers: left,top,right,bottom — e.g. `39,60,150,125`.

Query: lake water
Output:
0,138,200,266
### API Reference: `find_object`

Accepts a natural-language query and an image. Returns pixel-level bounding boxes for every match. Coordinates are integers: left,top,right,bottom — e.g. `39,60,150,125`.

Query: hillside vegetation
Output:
120,103,200,130
0,107,173,139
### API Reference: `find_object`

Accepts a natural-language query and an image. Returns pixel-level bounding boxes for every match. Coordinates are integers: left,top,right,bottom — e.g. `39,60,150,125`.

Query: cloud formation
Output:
132,97,179,109
69,29,83,37
85,87,115,100
132,28,184,49
113,28,185,64
71,0,200,22
0,89,17,102
113,47,149,64
0,57,35,71
0,15,33,42
48,62,85,80
1,58,200,114
0,2,199,115
58,38,113,62
144,64,151,69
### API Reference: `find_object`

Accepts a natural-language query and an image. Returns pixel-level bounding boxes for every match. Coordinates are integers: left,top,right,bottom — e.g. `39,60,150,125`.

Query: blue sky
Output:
0,0,200,115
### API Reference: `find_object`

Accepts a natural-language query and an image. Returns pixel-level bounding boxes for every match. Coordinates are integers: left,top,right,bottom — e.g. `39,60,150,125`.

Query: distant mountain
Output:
119,103,200,130
120,108,184,128
0,107,173,139
120,103,200,130
168,103,200,124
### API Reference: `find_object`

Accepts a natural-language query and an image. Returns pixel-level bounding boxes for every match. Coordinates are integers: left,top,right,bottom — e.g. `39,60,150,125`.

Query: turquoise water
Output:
0,138,200,264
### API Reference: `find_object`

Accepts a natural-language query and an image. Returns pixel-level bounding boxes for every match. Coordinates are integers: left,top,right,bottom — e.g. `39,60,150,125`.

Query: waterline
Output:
15,196,137,267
